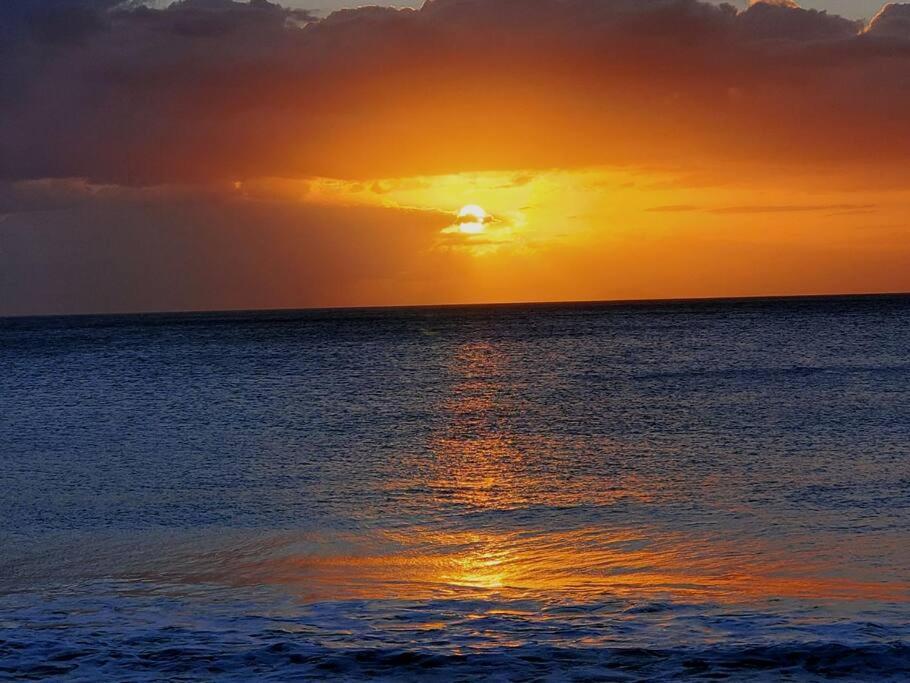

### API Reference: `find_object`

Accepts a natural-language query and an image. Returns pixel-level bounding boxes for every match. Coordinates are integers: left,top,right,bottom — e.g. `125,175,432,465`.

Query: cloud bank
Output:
2,0,910,316
2,0,910,185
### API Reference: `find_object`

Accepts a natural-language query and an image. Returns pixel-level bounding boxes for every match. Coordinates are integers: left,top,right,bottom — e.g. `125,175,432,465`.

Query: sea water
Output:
1,296,908,680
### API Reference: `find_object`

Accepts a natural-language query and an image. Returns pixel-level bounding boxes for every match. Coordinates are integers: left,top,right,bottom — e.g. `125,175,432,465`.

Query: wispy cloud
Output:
648,203,877,215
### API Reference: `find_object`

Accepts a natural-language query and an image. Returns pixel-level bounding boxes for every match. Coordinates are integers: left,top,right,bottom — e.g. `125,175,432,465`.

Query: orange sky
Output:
1,0,909,315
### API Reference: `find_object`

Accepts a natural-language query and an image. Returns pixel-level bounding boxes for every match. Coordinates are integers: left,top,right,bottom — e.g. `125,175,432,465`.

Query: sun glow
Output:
238,166,910,303
457,204,488,234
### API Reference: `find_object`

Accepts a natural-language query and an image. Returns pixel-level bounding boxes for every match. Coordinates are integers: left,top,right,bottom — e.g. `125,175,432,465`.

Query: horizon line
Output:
2,290,909,322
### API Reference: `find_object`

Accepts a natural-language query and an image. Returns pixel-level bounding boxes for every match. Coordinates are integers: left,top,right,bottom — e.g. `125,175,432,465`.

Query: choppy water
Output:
1,295,909,680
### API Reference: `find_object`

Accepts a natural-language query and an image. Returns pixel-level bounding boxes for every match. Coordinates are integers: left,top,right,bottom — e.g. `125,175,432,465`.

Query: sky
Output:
1,0,910,316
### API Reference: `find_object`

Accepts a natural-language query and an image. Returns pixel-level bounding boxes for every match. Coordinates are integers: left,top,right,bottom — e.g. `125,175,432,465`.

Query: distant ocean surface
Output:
1,295,909,680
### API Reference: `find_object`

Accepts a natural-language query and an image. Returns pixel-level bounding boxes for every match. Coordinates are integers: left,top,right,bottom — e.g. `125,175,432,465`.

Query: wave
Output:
3,638,908,680
2,585,908,681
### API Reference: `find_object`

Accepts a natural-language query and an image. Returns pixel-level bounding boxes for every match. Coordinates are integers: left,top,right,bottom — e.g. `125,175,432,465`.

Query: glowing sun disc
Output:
457,204,488,234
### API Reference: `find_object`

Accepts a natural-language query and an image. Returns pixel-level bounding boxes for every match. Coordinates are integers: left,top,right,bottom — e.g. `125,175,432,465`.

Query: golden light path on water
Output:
177,339,910,608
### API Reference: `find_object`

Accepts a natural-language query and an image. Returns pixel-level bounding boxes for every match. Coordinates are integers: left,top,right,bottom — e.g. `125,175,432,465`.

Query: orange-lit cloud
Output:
1,0,910,315
3,0,910,184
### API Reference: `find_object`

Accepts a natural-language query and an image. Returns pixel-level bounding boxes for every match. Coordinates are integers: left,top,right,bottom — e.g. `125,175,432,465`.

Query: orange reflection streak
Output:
187,339,910,607
210,525,908,605
426,340,539,510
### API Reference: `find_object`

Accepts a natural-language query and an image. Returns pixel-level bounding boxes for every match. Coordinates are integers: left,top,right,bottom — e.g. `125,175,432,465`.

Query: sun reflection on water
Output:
428,340,535,511
183,339,910,608
208,523,909,606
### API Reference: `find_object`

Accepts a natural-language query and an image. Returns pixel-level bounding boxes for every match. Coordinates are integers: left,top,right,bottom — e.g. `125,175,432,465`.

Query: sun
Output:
457,204,488,234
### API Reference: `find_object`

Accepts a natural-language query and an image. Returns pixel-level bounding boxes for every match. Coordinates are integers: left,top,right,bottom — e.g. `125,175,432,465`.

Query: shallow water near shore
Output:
2,295,909,679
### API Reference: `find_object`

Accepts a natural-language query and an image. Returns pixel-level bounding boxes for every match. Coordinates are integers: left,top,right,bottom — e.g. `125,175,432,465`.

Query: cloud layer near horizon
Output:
2,0,910,185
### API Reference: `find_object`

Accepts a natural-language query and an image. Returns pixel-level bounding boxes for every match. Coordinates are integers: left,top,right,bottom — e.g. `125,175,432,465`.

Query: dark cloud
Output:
453,212,497,226
739,1,862,41
0,197,455,316
0,178,235,216
866,2,910,37
0,0,909,185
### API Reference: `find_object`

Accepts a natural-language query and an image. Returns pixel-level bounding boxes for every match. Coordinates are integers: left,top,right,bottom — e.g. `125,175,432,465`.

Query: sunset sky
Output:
2,0,910,316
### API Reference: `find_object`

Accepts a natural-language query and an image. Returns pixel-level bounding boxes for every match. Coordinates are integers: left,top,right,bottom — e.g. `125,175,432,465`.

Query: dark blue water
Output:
2,295,909,680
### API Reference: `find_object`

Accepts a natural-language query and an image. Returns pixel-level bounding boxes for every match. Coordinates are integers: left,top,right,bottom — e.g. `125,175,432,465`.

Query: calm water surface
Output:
1,296,909,680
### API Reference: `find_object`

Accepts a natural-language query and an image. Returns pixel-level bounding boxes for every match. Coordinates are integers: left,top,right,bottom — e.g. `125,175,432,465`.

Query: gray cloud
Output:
866,2,910,37
0,197,453,316
739,1,862,40
0,0,909,186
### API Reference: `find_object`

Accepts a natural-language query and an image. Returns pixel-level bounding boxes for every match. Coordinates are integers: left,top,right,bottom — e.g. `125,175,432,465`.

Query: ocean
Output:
1,295,908,680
